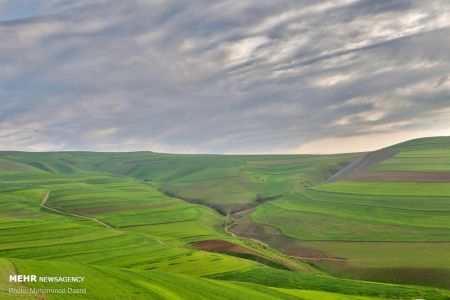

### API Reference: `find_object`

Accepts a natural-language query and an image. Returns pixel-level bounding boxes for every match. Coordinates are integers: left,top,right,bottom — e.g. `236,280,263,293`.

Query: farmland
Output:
0,137,450,299
244,137,450,288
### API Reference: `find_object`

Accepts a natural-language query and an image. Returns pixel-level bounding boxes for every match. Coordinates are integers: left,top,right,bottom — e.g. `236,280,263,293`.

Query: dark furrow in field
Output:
118,219,196,228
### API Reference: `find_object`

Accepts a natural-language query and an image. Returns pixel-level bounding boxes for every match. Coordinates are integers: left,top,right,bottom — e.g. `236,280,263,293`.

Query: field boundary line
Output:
40,190,114,229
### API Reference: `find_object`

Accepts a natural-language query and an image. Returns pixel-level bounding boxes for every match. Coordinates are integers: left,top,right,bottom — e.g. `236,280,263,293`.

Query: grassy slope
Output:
0,155,361,299
212,267,450,300
1,137,450,298
0,174,261,277
0,151,356,214
4,258,310,300
248,136,450,288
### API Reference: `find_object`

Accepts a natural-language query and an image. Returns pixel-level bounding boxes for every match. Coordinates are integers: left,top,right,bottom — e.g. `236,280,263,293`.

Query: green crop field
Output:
244,137,450,290
1,137,450,299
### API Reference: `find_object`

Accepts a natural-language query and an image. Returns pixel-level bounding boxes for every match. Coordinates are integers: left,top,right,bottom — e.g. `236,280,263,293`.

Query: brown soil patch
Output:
230,215,336,259
0,162,25,171
348,171,450,182
3,210,39,217
284,243,340,259
113,165,140,175
192,240,253,254
231,220,284,246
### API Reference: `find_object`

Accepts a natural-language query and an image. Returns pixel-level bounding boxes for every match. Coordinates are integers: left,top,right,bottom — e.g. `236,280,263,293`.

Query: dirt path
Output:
225,220,269,247
39,190,168,245
40,190,114,229
160,189,343,262
225,216,347,262
40,190,50,206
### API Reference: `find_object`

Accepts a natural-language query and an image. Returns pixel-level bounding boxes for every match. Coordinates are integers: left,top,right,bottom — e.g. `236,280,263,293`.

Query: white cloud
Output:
225,36,269,66
0,0,449,153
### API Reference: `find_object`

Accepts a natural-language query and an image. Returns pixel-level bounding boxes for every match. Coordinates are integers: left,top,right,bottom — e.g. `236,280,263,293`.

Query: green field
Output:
244,137,450,289
1,137,450,299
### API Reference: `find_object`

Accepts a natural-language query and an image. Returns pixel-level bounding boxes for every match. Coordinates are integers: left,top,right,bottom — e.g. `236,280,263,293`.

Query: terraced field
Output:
244,137,450,288
1,137,450,299
0,173,261,277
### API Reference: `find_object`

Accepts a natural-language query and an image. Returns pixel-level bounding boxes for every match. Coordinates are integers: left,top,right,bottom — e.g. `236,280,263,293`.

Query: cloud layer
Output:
1,0,449,153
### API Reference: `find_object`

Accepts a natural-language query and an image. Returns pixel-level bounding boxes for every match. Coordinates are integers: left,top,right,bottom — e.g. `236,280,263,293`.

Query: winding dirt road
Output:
224,220,269,247
225,217,345,262
40,190,114,229
39,190,169,245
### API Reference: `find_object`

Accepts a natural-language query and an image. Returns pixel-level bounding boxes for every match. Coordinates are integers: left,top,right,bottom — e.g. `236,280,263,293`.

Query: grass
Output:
274,289,383,300
245,137,450,288
252,202,450,241
0,177,259,278
312,181,450,196
211,267,450,300
0,136,450,298
0,151,356,215
6,258,307,300
374,140,450,172
300,241,450,288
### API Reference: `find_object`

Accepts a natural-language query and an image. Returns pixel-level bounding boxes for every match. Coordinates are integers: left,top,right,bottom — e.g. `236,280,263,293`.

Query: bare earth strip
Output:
227,213,343,261
192,240,253,254
225,220,269,248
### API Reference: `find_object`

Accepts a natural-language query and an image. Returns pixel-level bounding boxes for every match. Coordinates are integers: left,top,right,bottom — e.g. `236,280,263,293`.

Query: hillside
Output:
241,136,450,288
327,136,450,181
0,136,449,299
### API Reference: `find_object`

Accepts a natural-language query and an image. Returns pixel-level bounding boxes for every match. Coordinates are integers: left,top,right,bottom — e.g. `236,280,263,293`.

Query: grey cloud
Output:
0,0,449,153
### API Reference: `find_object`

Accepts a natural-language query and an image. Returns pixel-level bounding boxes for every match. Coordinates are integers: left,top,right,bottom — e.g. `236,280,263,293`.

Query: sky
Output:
0,0,449,154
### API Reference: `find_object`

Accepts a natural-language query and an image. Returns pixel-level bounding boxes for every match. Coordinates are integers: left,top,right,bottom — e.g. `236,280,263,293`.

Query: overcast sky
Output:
0,0,449,154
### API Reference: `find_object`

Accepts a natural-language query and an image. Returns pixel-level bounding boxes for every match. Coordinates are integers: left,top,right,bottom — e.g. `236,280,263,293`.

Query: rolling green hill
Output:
243,137,450,289
1,136,449,299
